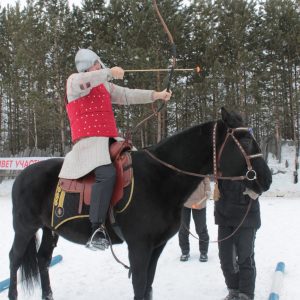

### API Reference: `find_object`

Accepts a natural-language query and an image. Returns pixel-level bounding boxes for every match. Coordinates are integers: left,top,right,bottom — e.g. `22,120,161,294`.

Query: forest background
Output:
0,0,299,165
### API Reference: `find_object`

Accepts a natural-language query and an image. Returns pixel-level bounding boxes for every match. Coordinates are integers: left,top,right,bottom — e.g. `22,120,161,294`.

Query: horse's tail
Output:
20,234,40,289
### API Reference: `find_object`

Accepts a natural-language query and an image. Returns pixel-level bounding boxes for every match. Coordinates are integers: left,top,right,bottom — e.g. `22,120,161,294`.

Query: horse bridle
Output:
212,122,263,182
144,122,263,182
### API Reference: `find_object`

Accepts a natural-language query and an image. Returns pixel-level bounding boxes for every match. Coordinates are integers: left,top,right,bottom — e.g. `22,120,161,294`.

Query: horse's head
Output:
217,107,272,195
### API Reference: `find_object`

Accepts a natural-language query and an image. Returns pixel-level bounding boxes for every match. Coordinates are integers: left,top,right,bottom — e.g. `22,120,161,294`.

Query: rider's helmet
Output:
75,48,105,72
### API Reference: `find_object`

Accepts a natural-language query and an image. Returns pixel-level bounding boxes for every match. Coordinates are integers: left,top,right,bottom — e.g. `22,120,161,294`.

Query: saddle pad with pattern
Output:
51,176,134,230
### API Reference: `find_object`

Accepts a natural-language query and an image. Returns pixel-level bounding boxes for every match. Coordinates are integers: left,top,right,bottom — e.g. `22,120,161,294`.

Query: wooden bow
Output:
152,0,176,92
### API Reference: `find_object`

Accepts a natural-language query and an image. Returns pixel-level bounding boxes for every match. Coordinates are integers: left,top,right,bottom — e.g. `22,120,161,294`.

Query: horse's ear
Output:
221,107,244,128
221,107,229,122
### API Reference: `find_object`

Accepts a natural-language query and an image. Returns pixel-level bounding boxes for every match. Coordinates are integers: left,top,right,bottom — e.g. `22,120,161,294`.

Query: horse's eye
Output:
240,139,251,149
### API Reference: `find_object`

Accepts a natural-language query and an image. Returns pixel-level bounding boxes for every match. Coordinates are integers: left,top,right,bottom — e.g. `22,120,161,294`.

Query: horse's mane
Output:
149,120,215,151
142,107,246,153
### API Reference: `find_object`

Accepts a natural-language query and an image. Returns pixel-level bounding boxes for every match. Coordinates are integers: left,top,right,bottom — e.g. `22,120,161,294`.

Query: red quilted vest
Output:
66,84,118,143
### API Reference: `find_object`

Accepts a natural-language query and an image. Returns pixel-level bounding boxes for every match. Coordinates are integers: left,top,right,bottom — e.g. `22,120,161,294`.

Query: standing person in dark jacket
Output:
215,180,261,300
178,177,211,262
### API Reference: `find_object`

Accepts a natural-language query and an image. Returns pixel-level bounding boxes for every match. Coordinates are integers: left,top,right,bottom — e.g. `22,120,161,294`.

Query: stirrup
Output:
86,225,109,251
92,225,107,238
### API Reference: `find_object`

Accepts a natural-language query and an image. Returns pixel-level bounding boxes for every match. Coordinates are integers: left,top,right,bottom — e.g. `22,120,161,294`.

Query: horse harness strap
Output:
106,230,131,276
144,149,207,178
59,176,93,214
181,199,253,244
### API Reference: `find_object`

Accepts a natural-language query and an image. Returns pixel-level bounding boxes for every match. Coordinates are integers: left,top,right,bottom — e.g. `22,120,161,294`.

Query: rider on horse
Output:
59,48,172,250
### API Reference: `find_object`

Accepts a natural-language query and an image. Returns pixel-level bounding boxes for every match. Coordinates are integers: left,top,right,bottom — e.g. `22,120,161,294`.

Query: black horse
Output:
8,108,272,300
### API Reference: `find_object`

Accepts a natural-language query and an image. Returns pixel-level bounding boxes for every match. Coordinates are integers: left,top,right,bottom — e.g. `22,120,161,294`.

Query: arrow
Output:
125,66,201,73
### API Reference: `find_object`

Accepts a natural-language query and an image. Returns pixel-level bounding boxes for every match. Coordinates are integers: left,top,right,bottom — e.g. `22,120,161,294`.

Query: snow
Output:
0,144,299,300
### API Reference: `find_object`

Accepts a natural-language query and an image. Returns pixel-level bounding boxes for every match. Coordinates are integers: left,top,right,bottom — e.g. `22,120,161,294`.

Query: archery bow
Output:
152,0,176,92
130,1,176,135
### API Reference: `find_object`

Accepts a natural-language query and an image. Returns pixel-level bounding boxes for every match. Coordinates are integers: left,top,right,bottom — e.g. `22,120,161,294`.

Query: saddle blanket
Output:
51,176,134,230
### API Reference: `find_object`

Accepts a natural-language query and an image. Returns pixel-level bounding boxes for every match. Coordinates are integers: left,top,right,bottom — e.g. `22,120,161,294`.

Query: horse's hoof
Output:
133,287,153,300
145,288,153,300
8,291,18,300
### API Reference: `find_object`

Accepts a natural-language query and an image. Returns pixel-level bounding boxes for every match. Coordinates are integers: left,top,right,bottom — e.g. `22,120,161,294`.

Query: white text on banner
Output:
0,157,58,170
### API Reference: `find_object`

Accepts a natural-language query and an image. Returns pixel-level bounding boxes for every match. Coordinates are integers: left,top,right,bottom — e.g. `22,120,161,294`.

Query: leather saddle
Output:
58,140,133,214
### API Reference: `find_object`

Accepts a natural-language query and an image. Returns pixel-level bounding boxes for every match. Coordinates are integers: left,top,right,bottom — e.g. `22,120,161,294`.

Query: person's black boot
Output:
199,253,208,262
224,289,239,300
180,253,190,262
86,225,109,251
239,293,254,300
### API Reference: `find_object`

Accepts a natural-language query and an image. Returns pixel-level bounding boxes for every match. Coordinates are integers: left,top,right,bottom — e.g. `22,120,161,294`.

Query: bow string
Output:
130,1,176,135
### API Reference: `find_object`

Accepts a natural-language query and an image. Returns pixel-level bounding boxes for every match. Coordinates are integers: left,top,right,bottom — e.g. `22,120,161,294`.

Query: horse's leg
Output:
37,227,59,300
8,232,37,300
128,243,152,300
144,242,167,300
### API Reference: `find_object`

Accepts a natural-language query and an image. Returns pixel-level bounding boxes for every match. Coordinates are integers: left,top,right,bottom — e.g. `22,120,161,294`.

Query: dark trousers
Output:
89,163,116,226
178,207,209,255
218,226,257,299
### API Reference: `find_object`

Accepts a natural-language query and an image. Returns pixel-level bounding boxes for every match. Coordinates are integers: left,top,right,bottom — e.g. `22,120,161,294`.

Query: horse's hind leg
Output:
8,232,37,300
37,227,59,300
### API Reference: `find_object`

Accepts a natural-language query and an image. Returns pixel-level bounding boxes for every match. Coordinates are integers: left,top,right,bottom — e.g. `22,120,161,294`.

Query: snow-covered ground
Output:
0,144,299,300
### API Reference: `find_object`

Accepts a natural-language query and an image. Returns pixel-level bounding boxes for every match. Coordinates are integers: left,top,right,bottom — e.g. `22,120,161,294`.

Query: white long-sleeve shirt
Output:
59,69,154,179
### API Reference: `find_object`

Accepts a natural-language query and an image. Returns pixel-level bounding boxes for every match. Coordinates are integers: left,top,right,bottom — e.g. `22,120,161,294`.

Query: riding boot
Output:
87,164,116,250
89,164,116,224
